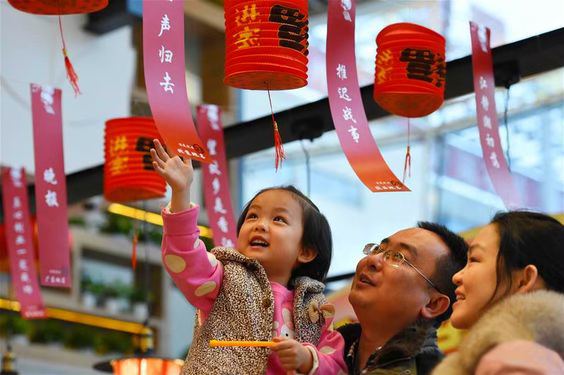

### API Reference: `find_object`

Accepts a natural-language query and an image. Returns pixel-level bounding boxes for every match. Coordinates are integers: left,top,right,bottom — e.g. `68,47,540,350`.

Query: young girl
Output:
151,140,346,375
433,211,564,374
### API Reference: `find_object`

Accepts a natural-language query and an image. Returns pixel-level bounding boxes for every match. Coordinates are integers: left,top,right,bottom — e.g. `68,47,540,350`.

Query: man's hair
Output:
417,221,468,325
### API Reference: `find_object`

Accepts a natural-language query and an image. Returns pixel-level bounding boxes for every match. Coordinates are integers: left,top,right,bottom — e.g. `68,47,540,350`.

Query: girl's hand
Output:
150,139,193,193
151,139,193,212
271,337,313,373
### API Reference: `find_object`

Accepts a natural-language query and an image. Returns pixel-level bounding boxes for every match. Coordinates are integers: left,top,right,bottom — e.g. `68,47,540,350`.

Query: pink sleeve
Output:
161,204,223,314
476,340,564,375
305,312,347,374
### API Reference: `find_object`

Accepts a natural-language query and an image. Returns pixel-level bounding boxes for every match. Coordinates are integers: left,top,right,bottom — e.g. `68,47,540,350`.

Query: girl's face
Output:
451,224,503,329
237,189,312,286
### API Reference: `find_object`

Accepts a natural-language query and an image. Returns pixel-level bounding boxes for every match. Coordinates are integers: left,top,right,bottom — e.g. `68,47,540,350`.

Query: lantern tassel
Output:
402,145,411,183
402,119,412,183
59,16,81,96
273,121,285,171
131,231,138,271
267,86,285,171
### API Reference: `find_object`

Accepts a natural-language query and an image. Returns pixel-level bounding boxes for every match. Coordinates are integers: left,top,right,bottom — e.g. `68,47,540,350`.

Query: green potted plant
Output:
80,275,97,309
129,287,150,320
28,320,64,346
102,285,120,314
0,314,29,345
114,282,131,313
63,326,96,353
94,331,134,355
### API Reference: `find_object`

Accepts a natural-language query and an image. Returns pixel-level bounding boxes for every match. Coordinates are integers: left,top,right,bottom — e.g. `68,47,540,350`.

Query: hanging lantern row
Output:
104,117,166,203
373,22,446,118
224,0,310,90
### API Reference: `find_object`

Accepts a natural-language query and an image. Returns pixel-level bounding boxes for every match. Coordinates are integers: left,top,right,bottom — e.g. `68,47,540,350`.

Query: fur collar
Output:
433,290,564,374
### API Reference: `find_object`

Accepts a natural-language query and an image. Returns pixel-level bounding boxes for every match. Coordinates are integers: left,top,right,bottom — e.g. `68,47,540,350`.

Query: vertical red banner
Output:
197,105,237,248
30,84,71,288
326,0,409,192
469,22,521,208
143,0,209,163
1,168,46,319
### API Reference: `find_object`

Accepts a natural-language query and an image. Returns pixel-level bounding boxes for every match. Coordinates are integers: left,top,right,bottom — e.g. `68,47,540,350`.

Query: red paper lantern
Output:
373,23,446,118
7,0,108,15
104,117,166,203
224,0,309,90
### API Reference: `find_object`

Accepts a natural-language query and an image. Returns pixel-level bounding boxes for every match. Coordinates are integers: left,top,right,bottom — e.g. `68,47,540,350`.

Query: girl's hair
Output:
236,185,332,283
490,211,564,298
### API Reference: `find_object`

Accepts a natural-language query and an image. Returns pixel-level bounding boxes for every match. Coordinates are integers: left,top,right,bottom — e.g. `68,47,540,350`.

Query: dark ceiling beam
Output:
0,27,563,220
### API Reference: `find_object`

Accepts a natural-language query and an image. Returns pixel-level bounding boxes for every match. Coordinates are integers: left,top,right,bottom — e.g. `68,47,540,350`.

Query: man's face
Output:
348,227,449,323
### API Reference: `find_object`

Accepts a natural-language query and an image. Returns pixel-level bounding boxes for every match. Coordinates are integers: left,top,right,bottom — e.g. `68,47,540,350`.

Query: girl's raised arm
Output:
150,139,193,212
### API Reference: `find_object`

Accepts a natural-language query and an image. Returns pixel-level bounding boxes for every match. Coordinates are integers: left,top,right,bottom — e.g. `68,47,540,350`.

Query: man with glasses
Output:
338,222,467,375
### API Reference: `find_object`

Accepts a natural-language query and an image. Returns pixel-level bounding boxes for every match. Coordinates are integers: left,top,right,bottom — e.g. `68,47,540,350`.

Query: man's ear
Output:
420,293,450,320
297,247,317,265
513,264,542,293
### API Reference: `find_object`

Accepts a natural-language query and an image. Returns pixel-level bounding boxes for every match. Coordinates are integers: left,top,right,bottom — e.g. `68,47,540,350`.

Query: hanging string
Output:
142,201,151,324
267,85,285,171
503,87,512,171
402,118,412,183
300,140,311,196
58,16,81,96
131,220,139,271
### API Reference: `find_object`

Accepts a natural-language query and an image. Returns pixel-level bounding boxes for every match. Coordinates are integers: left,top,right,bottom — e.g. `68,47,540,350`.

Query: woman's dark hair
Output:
490,211,564,298
236,185,333,284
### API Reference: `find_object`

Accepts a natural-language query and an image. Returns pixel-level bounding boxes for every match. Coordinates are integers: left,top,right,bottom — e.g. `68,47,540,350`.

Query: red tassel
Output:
402,118,411,183
267,87,285,171
58,16,81,96
131,232,138,271
402,145,411,183
63,48,81,96
273,121,286,171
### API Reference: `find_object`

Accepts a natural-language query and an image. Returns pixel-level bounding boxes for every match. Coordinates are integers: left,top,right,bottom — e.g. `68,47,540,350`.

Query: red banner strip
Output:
326,0,409,192
30,84,71,288
197,105,237,248
469,22,521,208
1,168,46,319
143,0,209,163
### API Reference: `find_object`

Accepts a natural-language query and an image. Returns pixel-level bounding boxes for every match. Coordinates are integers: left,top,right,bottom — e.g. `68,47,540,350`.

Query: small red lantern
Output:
104,117,166,203
373,23,446,118
224,0,309,90
7,0,108,15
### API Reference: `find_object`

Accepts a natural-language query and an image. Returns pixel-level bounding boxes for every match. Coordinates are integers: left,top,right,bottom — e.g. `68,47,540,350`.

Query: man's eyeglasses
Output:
362,243,443,294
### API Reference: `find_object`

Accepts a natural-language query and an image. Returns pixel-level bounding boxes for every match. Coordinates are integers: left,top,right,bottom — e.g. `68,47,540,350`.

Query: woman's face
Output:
450,224,504,329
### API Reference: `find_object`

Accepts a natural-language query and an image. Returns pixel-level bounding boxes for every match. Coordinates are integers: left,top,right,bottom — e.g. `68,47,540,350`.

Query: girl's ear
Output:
513,264,542,293
297,247,317,264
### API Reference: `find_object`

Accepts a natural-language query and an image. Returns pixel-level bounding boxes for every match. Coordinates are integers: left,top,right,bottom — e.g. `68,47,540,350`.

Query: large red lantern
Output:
7,0,107,15
104,117,166,203
373,23,446,118
224,0,309,90
223,1,310,170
